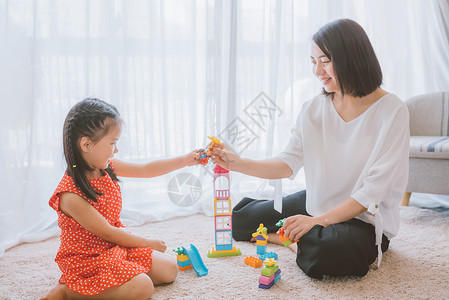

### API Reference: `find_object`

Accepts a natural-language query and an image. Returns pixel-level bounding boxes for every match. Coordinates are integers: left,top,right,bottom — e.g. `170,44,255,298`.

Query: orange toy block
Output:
178,265,193,271
276,228,298,247
244,256,263,268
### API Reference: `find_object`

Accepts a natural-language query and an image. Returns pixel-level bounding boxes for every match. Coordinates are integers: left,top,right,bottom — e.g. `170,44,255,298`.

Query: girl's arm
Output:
211,144,293,179
112,150,198,178
282,198,367,242
59,192,167,252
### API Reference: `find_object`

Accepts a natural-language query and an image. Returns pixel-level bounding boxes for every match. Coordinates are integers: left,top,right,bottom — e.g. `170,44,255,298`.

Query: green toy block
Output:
282,240,292,247
261,264,280,277
207,248,241,258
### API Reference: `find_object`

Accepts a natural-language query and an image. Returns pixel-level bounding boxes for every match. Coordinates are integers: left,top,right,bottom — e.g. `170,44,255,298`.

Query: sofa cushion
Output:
410,136,449,159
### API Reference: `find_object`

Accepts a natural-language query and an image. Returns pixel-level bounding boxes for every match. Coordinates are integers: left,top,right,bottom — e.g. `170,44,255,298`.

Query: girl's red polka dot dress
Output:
49,163,153,295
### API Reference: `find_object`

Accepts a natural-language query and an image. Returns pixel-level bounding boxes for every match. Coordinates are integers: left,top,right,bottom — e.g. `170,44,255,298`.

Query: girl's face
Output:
82,124,121,174
310,42,339,94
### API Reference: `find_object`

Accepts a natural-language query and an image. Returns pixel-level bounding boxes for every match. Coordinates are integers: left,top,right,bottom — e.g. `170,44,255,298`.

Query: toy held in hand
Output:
276,218,299,247
196,136,222,165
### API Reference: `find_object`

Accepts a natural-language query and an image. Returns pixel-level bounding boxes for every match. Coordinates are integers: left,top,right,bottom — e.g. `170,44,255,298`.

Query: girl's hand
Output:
283,215,325,242
184,150,201,167
148,239,167,253
210,143,241,171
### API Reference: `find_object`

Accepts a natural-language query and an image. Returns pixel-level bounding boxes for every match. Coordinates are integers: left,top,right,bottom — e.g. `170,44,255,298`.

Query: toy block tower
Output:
207,164,241,258
252,223,268,255
258,258,281,289
174,247,193,271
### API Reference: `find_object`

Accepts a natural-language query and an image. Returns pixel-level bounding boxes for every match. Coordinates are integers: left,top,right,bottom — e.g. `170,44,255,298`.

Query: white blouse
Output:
278,93,410,266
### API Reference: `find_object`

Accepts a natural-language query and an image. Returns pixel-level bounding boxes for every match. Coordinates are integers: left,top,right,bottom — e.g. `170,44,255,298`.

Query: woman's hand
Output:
283,215,327,242
210,143,241,171
147,239,167,253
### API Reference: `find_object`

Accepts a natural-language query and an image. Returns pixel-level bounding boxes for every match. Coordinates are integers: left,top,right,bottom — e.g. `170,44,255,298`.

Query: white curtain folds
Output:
1,0,448,256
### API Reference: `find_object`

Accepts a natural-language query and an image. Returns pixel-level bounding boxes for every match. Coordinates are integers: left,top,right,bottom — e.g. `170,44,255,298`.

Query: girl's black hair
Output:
312,18,383,98
63,98,122,202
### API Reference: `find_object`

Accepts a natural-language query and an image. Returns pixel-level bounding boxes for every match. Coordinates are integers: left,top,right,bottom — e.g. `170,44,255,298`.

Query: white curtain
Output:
1,0,448,256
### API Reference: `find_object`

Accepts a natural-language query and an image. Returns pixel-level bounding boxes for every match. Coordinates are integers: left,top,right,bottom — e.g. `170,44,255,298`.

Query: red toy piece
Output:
276,218,298,247
196,136,222,166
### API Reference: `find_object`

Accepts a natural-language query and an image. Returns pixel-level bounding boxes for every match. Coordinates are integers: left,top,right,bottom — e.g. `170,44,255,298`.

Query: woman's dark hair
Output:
63,98,122,202
312,18,382,97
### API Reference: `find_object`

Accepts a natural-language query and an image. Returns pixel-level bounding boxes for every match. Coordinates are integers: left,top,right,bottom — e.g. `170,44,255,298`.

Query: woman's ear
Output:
79,136,91,153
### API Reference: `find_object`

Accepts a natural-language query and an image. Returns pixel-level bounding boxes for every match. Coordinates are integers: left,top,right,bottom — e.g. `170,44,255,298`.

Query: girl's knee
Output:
164,259,179,283
129,274,154,299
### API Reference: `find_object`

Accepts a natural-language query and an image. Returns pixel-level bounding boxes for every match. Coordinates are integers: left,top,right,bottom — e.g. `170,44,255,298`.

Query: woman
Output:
211,19,409,279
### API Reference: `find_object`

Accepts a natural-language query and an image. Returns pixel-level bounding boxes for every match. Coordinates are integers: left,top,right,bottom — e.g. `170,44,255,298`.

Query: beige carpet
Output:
1,206,448,300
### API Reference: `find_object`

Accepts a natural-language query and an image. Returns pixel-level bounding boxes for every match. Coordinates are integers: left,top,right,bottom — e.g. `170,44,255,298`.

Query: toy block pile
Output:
258,258,281,289
173,247,192,271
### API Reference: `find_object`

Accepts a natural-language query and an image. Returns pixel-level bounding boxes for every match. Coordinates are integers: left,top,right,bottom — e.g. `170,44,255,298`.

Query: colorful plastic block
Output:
207,246,242,258
259,269,281,285
276,227,298,247
259,273,281,289
175,252,193,271
261,259,279,277
244,256,263,268
260,252,278,261
252,224,268,240
256,245,267,255
176,254,190,262
178,265,193,271
177,259,192,268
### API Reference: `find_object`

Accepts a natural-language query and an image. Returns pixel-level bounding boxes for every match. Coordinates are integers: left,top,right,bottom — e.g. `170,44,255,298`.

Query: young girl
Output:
43,98,200,299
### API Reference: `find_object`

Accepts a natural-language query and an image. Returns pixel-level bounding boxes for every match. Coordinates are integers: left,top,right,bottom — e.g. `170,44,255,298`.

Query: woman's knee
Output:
296,225,372,279
295,229,340,279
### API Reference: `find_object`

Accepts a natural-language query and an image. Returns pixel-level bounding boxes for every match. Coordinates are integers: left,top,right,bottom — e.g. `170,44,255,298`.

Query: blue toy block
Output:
215,244,233,251
274,274,281,284
177,260,192,268
257,245,266,255
260,252,278,260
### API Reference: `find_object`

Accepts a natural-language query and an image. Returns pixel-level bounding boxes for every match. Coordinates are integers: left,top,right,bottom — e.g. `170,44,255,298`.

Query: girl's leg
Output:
232,190,308,241
296,218,390,279
41,273,153,300
146,250,178,285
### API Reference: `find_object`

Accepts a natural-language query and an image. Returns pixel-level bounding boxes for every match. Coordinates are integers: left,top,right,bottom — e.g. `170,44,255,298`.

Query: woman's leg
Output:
232,190,308,241
296,218,390,279
146,250,179,285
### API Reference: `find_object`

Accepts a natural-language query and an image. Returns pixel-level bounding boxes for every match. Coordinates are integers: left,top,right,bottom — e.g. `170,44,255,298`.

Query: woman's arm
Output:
59,192,167,252
211,144,293,179
112,150,198,178
283,198,367,242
